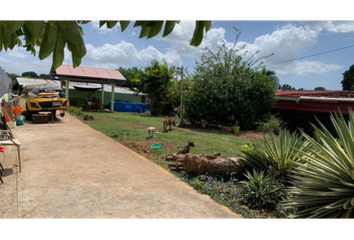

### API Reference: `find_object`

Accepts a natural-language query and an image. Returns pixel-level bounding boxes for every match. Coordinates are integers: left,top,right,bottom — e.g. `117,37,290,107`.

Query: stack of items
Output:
13,102,24,126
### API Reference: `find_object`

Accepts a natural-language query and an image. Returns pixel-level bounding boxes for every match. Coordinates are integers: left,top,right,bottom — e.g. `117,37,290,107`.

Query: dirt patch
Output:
120,140,179,155
237,130,266,142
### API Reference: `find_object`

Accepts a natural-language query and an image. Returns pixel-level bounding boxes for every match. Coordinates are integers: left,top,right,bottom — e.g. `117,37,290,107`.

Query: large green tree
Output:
341,64,354,90
21,71,38,78
0,20,211,69
184,35,277,130
118,66,144,90
134,60,175,116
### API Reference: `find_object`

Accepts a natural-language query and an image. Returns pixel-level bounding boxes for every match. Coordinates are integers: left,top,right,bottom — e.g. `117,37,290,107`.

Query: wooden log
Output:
169,167,184,172
183,154,246,176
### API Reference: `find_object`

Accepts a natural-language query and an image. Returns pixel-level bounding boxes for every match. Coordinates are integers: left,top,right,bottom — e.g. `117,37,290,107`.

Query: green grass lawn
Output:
79,111,258,169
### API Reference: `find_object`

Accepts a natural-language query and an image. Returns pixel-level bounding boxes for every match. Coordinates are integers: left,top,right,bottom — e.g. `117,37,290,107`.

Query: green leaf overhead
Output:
24,21,45,39
39,21,59,60
52,28,67,69
119,21,130,32
57,21,84,45
0,20,212,69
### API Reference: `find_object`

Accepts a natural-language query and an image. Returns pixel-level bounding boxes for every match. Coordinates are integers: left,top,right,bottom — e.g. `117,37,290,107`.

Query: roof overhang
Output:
49,64,126,85
274,91,354,114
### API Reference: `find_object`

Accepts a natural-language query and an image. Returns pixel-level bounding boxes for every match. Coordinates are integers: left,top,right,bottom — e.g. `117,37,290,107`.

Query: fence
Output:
0,66,13,116
0,65,12,99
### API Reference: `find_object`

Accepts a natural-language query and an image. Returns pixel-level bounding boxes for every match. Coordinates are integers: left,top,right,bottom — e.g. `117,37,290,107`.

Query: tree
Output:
0,21,212,69
118,66,144,90
314,86,326,90
280,84,295,90
341,64,354,90
39,73,50,79
262,69,279,88
8,73,20,91
134,60,175,116
21,71,38,78
184,31,277,130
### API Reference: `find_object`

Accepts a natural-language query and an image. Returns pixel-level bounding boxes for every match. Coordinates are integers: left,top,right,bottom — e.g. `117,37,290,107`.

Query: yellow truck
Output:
22,83,69,120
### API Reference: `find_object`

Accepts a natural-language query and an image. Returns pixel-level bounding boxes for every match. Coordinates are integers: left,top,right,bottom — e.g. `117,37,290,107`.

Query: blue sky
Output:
1,2,354,91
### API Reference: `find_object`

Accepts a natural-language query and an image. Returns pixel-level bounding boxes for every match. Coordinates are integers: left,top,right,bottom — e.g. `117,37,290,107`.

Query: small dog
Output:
177,141,195,154
146,127,156,140
163,118,176,132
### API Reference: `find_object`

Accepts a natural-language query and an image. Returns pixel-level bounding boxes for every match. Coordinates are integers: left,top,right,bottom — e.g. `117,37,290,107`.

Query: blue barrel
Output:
134,103,144,113
140,103,146,112
123,102,134,112
114,101,124,111
143,103,150,112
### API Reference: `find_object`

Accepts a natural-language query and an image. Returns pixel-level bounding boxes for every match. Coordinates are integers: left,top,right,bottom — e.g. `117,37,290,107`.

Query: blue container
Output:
114,101,124,111
134,103,144,113
143,103,150,112
123,102,135,112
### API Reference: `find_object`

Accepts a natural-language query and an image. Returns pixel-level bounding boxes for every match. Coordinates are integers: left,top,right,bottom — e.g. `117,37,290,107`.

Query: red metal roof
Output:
276,90,354,98
274,90,354,114
52,64,126,81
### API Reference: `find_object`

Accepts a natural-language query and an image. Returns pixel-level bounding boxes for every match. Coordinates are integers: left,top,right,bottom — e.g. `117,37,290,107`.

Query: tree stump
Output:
164,152,246,176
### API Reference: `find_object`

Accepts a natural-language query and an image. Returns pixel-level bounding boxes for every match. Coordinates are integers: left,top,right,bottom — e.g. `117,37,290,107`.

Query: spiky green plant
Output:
241,129,306,182
285,109,354,218
240,168,287,210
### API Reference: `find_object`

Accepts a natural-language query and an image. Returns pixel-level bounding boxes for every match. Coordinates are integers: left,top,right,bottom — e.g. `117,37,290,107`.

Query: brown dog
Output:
177,141,195,154
163,118,176,132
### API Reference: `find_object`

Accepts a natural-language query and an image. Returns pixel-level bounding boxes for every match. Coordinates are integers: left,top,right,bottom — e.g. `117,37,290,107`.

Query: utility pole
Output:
176,66,184,127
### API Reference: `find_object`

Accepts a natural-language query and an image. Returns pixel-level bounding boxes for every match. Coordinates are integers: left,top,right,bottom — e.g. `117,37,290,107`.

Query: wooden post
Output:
111,83,115,112
65,80,70,104
101,83,105,108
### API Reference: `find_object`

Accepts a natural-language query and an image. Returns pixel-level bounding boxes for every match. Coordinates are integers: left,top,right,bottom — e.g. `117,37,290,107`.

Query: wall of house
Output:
273,108,348,137
68,90,142,107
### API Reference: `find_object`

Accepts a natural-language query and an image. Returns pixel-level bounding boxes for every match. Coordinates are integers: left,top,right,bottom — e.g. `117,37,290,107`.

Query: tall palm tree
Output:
262,69,279,88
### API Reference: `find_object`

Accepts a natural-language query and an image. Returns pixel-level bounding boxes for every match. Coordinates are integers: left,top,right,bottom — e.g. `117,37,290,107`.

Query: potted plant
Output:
233,121,240,134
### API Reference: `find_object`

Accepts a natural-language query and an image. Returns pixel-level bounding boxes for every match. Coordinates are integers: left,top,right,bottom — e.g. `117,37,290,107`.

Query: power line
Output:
265,44,354,67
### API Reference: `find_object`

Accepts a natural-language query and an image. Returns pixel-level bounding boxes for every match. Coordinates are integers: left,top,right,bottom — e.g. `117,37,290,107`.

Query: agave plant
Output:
240,168,287,210
285,109,354,218
241,129,306,183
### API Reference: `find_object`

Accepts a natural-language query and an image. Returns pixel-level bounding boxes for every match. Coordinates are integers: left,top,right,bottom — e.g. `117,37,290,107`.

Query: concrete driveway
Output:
0,113,240,219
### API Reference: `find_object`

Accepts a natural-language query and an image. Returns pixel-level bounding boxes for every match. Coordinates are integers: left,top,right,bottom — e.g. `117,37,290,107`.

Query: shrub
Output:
256,115,281,135
241,129,307,184
184,32,277,130
239,169,287,210
285,109,354,218
67,106,84,116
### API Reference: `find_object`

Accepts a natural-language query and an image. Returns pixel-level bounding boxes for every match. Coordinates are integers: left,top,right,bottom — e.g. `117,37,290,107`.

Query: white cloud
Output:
0,56,16,65
302,21,354,33
162,21,225,60
84,41,139,65
230,23,346,76
5,47,27,59
276,60,343,76
241,24,319,64
137,46,182,67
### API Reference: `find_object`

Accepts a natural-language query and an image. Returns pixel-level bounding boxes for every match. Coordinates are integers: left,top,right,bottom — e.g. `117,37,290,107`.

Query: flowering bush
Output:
184,35,277,130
